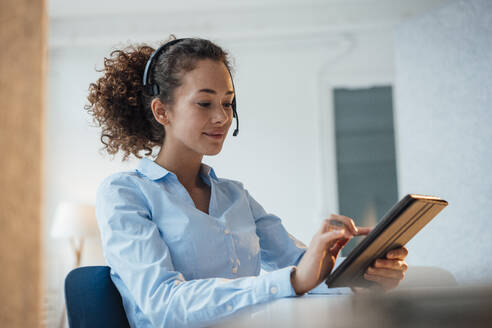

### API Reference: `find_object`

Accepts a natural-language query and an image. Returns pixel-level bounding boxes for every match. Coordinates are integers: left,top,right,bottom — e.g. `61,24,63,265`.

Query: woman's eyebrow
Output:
198,88,234,95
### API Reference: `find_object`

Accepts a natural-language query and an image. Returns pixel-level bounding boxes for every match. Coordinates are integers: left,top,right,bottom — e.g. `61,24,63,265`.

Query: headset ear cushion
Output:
152,84,159,96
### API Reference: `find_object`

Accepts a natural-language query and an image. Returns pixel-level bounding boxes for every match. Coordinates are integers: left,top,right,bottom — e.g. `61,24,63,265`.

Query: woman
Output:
88,36,408,328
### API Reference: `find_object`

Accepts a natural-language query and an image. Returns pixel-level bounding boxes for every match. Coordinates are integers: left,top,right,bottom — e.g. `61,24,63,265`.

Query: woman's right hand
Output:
290,214,371,295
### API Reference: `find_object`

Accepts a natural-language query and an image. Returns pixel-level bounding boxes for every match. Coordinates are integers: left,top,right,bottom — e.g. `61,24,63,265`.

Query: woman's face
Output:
161,59,235,156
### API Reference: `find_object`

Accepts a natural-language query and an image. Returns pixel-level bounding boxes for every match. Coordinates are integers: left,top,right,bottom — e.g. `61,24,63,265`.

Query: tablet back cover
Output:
325,194,448,288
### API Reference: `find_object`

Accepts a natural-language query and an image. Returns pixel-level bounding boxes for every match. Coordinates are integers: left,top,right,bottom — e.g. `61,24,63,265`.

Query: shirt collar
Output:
136,157,218,182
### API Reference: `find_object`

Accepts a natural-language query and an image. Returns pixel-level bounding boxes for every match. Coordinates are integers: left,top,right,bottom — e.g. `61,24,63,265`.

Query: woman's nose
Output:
212,104,229,124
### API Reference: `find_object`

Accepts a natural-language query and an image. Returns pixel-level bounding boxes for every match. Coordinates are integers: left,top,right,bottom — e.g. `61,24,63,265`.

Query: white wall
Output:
394,0,492,284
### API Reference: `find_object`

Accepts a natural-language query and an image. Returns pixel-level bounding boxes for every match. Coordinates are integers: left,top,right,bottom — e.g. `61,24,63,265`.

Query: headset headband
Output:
142,38,188,96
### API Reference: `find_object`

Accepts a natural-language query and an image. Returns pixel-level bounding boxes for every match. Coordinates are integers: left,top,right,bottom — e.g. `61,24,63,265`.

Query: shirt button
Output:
270,286,278,295
226,305,233,311
224,228,230,234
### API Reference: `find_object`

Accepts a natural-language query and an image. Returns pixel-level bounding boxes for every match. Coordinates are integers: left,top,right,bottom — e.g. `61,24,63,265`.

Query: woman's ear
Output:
151,98,170,126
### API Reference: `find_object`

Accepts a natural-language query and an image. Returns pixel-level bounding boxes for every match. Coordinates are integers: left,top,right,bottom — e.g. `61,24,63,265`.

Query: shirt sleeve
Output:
243,188,308,271
96,175,298,328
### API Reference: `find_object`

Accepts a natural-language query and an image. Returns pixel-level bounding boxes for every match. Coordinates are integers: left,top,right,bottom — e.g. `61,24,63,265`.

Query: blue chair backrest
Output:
64,266,130,328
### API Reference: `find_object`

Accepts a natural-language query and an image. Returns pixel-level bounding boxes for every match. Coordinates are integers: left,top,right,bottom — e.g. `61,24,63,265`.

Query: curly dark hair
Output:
85,35,234,161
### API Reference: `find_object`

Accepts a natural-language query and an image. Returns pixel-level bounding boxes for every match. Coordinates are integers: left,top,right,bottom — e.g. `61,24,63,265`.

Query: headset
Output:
142,38,239,136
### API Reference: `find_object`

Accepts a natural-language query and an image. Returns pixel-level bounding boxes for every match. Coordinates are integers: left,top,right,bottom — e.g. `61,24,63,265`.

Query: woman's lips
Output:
203,133,224,139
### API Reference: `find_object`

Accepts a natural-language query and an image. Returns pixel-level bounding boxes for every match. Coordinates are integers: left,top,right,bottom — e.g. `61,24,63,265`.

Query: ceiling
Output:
48,0,451,47
48,0,388,17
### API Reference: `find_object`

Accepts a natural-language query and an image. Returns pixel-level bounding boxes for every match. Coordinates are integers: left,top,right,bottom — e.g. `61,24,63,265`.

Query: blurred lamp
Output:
50,202,99,328
50,202,99,267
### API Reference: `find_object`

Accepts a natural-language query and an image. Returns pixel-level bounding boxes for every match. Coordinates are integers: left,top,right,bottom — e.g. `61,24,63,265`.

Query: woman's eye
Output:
198,102,232,109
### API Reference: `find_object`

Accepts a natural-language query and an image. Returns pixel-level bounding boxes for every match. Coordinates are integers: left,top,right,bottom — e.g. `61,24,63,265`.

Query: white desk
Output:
213,294,353,328
213,285,492,328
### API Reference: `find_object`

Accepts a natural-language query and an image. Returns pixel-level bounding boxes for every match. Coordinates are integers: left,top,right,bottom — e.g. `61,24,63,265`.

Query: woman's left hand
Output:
352,246,409,293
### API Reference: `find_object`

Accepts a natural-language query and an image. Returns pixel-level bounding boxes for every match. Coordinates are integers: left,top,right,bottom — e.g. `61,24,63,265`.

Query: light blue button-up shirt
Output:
96,157,346,328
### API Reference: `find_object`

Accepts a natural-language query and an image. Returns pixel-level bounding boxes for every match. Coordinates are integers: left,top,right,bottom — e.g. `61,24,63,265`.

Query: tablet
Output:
325,194,448,288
